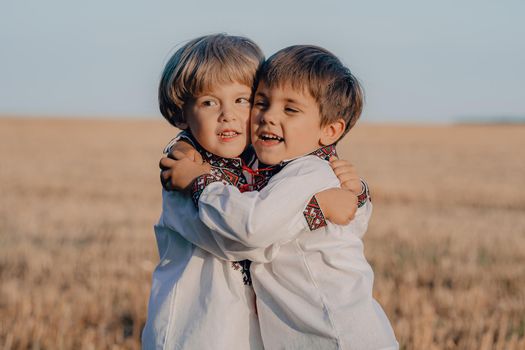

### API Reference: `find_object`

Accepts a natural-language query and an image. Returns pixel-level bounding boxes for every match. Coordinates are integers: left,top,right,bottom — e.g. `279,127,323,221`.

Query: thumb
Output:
191,150,204,164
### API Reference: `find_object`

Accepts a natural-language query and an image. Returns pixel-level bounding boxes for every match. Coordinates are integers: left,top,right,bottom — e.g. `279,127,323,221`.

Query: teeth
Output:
220,131,237,137
261,133,283,141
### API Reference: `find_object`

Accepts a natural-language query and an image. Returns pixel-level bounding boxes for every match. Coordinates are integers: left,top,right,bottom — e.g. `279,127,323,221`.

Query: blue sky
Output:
1,0,524,123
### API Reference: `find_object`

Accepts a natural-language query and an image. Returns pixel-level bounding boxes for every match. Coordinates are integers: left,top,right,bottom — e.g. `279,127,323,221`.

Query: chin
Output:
214,147,246,159
256,153,282,166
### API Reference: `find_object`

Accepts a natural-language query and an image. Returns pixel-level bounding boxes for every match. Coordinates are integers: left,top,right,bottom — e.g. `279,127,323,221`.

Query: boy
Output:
143,35,362,350
141,34,266,350
163,45,399,349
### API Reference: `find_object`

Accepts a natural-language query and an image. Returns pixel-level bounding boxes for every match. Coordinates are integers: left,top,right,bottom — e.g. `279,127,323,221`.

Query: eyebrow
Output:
255,93,301,103
284,98,303,105
198,89,252,98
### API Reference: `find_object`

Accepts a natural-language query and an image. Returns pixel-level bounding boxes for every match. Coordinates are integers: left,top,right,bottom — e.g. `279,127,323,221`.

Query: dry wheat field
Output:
0,118,524,349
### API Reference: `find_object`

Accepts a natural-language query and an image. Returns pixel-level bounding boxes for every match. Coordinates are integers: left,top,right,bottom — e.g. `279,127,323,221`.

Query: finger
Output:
339,176,360,186
193,150,203,164
341,183,361,196
329,159,345,168
329,155,339,162
160,170,173,190
187,149,203,163
340,180,361,192
335,172,354,183
332,165,357,177
168,150,189,161
330,161,355,171
159,157,176,170
160,168,172,181
330,160,355,171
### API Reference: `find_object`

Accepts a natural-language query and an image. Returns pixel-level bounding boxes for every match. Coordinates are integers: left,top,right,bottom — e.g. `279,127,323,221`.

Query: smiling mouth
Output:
259,132,284,142
218,131,240,139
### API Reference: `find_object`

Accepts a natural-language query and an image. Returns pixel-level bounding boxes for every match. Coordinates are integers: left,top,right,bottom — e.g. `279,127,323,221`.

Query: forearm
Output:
161,190,276,262
197,157,339,248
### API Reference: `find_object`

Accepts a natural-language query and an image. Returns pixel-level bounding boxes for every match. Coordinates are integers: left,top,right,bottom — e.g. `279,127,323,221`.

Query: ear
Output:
320,118,345,146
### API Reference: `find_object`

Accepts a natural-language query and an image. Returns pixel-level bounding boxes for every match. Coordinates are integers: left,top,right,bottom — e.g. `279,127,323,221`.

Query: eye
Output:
201,99,218,107
254,99,268,110
285,106,299,113
236,97,250,105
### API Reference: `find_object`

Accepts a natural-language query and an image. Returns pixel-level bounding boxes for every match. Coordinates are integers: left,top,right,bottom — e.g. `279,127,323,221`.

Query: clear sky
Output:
1,0,524,123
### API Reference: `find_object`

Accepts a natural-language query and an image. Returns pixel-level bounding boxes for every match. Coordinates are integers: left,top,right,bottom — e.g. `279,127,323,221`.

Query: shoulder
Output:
271,155,338,185
285,155,333,176
162,130,196,154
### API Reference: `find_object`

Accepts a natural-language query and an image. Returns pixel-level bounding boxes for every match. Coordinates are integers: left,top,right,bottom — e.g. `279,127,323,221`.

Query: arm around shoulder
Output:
198,156,340,248
160,190,278,263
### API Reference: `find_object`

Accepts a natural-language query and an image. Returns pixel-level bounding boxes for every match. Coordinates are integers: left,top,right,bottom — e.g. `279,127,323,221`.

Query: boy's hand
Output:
315,188,358,225
167,141,203,163
329,156,363,195
159,156,211,191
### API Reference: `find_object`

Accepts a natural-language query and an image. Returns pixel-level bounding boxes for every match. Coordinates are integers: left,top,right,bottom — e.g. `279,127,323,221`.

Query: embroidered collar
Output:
257,144,338,169
246,144,338,191
307,144,338,162
164,130,255,169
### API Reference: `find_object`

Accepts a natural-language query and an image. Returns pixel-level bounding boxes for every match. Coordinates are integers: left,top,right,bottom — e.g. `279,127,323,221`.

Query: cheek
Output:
249,112,258,128
250,119,259,138
241,110,250,127
188,117,214,139
250,108,261,123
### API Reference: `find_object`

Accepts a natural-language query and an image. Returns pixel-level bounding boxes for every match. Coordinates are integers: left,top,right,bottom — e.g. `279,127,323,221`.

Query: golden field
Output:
0,118,524,349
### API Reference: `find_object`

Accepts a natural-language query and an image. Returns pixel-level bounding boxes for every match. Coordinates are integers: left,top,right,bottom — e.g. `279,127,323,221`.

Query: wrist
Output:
190,173,224,207
313,191,329,217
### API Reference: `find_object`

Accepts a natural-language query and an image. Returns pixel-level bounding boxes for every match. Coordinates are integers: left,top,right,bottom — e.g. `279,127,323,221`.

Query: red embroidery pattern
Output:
191,174,227,206
310,144,337,160
241,164,284,192
303,196,328,231
172,131,256,285
357,180,371,208
300,145,337,230
210,167,243,187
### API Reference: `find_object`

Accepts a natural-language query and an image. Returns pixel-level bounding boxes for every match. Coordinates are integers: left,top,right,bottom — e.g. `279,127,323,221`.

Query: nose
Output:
257,108,277,125
219,103,236,122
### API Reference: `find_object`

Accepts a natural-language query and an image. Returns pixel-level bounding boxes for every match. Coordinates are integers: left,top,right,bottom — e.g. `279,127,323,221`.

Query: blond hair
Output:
159,34,264,127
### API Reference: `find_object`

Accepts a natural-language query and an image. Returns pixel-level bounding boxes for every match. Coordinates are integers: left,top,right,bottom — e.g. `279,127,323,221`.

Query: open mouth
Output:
259,132,284,142
218,130,240,140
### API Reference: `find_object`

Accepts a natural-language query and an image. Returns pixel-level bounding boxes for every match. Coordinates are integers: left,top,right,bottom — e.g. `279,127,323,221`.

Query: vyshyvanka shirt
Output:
142,132,265,350
143,132,332,350
165,145,399,350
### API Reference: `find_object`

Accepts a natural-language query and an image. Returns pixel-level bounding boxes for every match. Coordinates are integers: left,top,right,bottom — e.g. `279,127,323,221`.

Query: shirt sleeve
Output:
348,192,373,239
197,156,340,249
303,195,328,230
160,190,279,263
163,130,194,154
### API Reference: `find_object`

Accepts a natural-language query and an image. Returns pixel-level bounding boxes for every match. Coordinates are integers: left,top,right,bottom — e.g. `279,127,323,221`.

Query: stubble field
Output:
0,118,524,349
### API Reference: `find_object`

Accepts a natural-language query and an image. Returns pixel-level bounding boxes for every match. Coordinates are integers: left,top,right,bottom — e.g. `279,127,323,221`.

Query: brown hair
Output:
159,34,264,127
257,45,364,137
